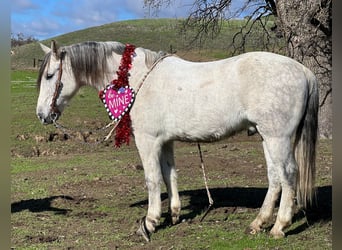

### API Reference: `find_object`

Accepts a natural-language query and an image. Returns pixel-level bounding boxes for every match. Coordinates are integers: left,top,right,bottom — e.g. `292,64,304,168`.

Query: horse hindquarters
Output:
260,78,318,237
248,68,318,238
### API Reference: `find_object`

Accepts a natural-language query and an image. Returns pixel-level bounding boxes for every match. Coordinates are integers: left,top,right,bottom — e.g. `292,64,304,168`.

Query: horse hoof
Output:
172,215,179,225
136,217,151,242
245,226,260,235
270,228,285,239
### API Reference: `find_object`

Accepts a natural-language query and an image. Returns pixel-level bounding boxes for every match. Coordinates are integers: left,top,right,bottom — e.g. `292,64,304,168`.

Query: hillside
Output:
11,18,283,70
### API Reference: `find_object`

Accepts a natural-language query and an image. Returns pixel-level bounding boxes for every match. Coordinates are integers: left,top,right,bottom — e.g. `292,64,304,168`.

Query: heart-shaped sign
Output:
101,85,135,121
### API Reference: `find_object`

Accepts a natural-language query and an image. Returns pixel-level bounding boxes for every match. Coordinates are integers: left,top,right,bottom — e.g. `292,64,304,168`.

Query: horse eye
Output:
46,73,54,80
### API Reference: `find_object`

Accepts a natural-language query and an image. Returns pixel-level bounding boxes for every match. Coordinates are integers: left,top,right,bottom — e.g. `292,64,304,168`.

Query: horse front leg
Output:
160,141,181,225
135,134,163,242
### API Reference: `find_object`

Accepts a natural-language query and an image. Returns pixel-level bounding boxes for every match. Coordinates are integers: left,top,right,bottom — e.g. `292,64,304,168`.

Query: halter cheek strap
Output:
50,50,66,117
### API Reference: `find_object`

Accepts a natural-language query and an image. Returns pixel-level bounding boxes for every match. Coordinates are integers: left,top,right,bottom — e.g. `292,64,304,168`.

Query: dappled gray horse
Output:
36,40,318,241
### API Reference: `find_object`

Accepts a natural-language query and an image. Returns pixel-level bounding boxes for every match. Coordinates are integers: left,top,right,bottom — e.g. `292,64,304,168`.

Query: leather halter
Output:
49,50,66,117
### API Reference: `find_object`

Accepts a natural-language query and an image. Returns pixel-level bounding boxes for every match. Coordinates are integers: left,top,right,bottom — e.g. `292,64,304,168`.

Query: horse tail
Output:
294,67,319,209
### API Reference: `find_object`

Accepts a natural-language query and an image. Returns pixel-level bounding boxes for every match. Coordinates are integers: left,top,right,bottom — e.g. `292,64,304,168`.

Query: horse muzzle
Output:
37,112,60,125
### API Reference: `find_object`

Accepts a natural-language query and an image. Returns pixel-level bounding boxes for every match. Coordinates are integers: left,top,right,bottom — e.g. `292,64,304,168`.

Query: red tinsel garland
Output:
99,44,136,147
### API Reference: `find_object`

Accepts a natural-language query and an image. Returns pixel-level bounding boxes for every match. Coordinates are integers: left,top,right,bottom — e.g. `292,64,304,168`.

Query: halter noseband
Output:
49,49,66,120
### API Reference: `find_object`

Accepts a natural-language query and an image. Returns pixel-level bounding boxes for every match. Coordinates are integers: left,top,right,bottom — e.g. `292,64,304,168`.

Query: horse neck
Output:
128,48,150,90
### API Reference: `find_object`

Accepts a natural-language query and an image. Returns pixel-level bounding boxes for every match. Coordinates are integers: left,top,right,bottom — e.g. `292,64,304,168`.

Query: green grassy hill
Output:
11,18,283,69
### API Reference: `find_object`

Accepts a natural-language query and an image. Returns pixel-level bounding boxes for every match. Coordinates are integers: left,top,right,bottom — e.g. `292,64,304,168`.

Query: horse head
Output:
36,40,78,124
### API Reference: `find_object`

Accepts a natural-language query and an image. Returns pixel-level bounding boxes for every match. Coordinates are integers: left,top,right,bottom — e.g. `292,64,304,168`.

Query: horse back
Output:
131,52,312,140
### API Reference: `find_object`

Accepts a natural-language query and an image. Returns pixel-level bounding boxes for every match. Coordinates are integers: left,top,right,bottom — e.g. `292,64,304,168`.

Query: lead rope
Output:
197,143,214,222
52,119,116,145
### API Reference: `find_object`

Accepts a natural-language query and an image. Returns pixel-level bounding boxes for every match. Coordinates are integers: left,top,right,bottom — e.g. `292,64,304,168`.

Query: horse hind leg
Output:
248,140,281,234
270,143,297,238
261,136,297,238
160,141,181,225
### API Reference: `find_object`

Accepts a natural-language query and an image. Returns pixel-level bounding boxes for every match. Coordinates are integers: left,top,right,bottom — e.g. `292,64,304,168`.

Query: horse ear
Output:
50,40,66,59
50,40,59,58
39,43,51,54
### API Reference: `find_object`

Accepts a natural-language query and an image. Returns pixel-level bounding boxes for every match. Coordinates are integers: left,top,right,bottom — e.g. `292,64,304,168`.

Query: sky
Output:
11,0,196,41
11,0,252,41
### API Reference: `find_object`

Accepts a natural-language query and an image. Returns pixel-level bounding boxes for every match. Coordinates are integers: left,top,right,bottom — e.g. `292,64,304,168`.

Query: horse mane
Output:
65,41,126,87
37,41,167,89
140,47,168,69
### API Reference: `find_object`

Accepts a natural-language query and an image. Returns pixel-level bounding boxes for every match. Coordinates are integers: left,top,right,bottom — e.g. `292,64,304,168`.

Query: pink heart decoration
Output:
101,85,135,121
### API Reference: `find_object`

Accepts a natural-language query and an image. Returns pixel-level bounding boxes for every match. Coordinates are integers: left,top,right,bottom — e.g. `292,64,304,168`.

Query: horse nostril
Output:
50,112,58,122
37,113,44,121
37,113,48,124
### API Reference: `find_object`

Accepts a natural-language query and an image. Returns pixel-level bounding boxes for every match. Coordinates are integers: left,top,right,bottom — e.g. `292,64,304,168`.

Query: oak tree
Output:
144,0,332,138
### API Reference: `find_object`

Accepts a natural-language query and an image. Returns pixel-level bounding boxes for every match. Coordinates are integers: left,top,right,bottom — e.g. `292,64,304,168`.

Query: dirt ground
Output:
11,132,332,249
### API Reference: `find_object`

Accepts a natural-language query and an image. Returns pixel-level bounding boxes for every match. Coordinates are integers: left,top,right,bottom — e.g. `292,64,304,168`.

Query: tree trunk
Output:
276,0,332,138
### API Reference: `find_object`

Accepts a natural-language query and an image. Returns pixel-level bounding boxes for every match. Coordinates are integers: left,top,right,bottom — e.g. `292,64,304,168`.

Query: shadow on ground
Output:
11,186,331,235
131,185,332,230
11,195,74,214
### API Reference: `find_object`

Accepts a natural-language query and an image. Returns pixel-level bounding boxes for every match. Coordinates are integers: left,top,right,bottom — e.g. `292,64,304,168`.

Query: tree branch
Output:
265,0,277,16
229,3,283,55
320,87,332,107
184,0,232,37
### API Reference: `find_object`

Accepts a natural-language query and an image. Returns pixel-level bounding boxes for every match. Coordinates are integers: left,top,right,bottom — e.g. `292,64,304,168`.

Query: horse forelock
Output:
37,52,51,90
